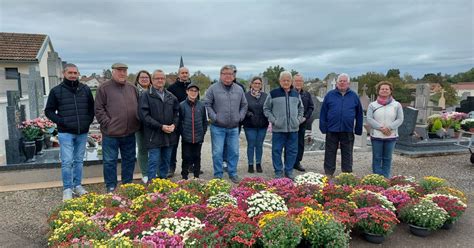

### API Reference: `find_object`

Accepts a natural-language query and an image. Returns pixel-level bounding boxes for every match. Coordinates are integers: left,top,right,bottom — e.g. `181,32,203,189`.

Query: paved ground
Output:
0,133,473,247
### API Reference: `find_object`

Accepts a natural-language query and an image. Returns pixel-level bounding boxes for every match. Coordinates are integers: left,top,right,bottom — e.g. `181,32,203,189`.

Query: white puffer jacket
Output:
366,99,404,139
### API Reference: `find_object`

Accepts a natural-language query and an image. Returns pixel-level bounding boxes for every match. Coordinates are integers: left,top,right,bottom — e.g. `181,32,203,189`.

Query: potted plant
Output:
426,114,445,138
424,193,467,230
399,199,448,236
461,118,474,132
354,206,399,244
259,215,303,247
18,119,41,162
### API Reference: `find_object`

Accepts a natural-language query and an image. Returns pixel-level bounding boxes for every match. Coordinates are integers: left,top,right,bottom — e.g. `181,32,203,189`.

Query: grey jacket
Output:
204,81,248,128
263,87,304,133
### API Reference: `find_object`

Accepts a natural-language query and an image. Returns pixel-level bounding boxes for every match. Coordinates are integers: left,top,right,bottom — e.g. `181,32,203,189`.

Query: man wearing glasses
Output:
205,65,248,183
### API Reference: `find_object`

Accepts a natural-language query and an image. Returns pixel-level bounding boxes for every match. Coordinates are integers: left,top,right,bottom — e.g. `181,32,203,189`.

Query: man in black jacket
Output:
292,74,314,171
139,69,180,180
166,66,191,178
45,64,95,201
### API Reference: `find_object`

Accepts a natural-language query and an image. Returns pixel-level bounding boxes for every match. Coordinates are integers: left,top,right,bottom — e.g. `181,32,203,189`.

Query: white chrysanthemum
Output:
246,190,287,218
295,172,326,186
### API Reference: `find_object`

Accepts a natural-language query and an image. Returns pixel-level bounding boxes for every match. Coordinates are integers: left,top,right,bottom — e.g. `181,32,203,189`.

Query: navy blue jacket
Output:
179,98,208,144
45,80,94,134
319,88,363,135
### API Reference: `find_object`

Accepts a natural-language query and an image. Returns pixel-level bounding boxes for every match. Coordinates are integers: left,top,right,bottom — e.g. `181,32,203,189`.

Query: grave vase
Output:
44,133,53,149
23,140,36,162
35,136,44,155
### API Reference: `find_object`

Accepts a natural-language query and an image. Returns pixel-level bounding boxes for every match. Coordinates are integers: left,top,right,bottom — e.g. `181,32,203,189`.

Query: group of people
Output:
45,63,404,201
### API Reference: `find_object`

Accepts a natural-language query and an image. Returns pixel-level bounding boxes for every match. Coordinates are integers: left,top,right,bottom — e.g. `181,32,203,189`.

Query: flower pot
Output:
22,140,36,163
35,136,44,155
409,224,431,237
428,132,439,139
362,232,385,244
441,221,453,230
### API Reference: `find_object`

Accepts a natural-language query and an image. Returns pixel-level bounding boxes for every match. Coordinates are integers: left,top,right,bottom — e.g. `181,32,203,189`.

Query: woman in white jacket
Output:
367,81,404,178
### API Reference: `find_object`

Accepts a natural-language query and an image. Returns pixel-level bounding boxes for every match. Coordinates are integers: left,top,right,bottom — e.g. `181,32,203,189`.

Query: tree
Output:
263,65,285,89
353,72,386,97
102,69,112,79
449,68,474,83
386,69,400,79
127,73,136,83
190,71,211,95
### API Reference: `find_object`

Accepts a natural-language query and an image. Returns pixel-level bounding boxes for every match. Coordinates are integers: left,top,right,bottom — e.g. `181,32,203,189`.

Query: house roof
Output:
0,32,49,62
452,82,474,90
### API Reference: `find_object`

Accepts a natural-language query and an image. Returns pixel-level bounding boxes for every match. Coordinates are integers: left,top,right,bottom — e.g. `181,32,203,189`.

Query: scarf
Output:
250,88,261,99
377,96,393,106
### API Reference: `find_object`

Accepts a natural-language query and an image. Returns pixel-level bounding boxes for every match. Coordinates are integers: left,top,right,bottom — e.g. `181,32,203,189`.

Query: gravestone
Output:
350,81,359,96
360,84,370,111
27,65,44,119
47,51,62,89
5,90,27,164
327,78,336,91
438,89,446,109
414,83,430,124
398,107,418,142
456,96,474,113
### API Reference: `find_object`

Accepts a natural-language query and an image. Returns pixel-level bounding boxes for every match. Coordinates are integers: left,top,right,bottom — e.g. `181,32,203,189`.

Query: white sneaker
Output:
142,176,149,184
74,185,88,196
63,188,73,201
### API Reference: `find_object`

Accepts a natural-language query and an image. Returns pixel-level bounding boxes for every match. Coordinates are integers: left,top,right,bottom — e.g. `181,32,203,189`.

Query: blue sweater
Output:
319,88,363,135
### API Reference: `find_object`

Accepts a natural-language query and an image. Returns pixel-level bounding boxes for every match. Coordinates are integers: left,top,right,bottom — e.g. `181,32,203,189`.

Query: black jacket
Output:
44,79,94,134
242,91,269,129
139,87,179,148
179,98,208,144
299,89,314,126
167,79,191,102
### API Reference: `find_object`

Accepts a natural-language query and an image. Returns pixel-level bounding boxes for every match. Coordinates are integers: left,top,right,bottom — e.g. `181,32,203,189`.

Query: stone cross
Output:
27,65,45,119
359,84,370,111
438,88,446,109
414,83,430,124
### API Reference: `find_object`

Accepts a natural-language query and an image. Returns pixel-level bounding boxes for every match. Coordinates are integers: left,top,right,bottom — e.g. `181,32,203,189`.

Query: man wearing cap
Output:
139,69,180,180
178,83,207,179
205,65,248,183
95,63,140,193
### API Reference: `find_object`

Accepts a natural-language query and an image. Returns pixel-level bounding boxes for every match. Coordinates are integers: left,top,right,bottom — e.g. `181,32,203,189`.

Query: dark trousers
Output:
102,133,136,189
295,125,306,166
181,142,203,178
169,135,180,173
324,132,354,175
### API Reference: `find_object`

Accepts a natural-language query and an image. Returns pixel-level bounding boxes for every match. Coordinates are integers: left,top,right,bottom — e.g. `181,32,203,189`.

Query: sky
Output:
1,0,473,80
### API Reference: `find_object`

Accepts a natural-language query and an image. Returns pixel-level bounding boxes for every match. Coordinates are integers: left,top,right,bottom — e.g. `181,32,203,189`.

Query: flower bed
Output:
48,174,468,247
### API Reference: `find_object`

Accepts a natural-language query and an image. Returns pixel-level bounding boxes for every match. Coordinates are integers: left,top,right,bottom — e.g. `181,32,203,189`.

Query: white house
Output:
452,82,474,98
0,32,63,95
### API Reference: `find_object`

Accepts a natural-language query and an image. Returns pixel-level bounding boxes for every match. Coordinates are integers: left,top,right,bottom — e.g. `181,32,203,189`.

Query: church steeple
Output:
179,56,184,68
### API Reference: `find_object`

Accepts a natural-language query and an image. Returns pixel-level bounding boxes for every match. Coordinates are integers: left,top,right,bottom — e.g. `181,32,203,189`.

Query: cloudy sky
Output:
1,0,473,80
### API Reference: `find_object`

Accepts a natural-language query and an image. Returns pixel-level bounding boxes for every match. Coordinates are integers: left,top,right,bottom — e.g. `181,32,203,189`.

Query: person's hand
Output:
380,126,391,136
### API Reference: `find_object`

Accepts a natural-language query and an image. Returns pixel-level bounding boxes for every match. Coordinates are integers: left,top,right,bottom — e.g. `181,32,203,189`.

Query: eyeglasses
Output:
153,77,165,80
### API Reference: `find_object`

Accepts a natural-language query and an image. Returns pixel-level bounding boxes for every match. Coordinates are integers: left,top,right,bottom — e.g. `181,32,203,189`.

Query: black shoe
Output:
294,164,306,172
256,164,263,173
199,170,204,175
248,164,254,173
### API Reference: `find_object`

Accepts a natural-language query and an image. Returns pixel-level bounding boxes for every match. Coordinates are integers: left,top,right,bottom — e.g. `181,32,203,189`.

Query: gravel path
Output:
1,133,473,247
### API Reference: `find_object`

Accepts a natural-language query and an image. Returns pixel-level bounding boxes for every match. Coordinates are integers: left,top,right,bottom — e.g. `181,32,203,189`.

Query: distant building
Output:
452,82,474,97
0,32,63,93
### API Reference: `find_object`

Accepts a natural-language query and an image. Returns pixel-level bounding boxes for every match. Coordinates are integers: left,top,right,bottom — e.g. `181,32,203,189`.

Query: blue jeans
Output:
272,132,298,177
244,127,267,165
210,124,239,178
102,133,136,189
371,139,397,178
58,132,88,190
148,146,173,180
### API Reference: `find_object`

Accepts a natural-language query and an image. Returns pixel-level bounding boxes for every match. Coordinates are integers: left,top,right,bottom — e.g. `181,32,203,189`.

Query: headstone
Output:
5,90,27,164
27,65,44,119
327,78,336,91
360,84,370,111
47,51,62,90
318,86,327,98
350,81,359,96
438,88,446,109
414,83,430,124
456,96,474,113
398,107,418,142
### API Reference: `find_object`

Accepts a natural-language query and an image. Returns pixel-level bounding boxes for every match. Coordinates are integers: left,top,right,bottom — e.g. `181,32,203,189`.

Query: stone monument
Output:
4,91,26,164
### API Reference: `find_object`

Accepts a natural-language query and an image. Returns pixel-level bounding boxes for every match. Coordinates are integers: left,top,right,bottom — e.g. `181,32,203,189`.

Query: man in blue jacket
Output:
319,73,363,178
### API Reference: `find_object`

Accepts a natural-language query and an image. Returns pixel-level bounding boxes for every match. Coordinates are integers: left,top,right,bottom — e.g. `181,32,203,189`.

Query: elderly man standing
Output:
205,65,248,183
319,73,363,178
95,63,140,193
167,66,191,178
291,74,314,172
264,71,304,180
45,63,95,200
139,69,179,180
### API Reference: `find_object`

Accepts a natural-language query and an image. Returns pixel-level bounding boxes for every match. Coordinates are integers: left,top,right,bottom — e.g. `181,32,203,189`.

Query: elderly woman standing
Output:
135,70,151,183
243,76,269,173
366,81,404,178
